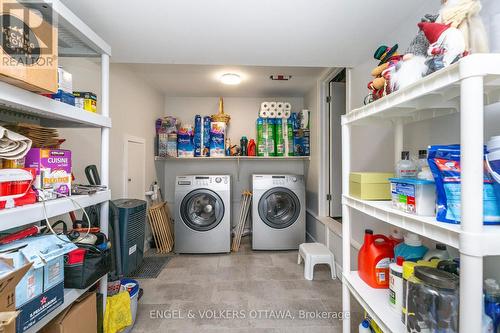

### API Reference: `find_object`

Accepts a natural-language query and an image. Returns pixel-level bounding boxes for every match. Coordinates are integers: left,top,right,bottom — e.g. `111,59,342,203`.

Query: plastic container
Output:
487,136,500,206
396,151,418,178
407,266,459,333
274,118,284,156
121,278,139,333
394,233,428,262
358,319,371,333
390,178,436,216
423,243,450,261
358,229,394,289
248,139,256,156
240,136,248,156
483,295,494,333
389,256,404,313
388,228,404,247
401,259,440,325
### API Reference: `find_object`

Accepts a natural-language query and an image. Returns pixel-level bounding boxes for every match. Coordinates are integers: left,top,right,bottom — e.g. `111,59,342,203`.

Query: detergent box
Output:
24,148,72,200
73,91,97,113
293,129,310,156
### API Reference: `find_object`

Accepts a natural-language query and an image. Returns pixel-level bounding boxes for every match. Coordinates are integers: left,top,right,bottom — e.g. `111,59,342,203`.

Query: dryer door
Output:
180,189,225,231
258,187,301,229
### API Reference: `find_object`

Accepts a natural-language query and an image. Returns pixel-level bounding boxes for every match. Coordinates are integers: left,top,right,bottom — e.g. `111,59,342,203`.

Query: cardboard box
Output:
24,148,72,201
349,172,393,200
73,92,97,113
0,0,58,93
40,292,97,333
15,281,64,333
0,235,76,307
57,68,72,94
0,258,33,311
0,311,18,333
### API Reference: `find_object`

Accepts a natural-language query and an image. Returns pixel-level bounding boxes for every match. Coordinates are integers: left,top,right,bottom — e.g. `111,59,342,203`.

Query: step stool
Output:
297,243,337,280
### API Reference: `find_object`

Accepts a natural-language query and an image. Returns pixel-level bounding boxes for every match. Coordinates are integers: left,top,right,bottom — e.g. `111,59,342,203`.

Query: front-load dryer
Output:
252,174,305,250
175,175,231,253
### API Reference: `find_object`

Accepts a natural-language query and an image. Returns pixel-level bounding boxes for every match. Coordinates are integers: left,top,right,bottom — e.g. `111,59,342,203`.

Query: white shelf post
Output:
459,75,484,332
99,53,110,310
393,119,403,165
341,116,352,333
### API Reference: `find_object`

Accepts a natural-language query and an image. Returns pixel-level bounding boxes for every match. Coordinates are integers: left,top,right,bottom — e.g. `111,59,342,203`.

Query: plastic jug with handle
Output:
358,229,395,289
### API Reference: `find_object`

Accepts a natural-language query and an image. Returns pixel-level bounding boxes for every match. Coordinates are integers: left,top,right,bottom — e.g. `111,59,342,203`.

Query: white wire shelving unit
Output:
341,54,500,333
1,1,111,332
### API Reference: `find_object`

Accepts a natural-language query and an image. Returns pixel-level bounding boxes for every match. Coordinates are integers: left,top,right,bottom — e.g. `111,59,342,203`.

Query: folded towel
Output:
0,126,32,160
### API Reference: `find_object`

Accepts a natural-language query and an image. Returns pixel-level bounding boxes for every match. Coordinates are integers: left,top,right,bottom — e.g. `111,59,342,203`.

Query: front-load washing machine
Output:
175,175,231,253
252,174,305,250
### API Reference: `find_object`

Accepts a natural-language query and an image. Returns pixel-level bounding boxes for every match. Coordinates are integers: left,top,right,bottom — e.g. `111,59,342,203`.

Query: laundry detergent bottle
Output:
358,229,394,288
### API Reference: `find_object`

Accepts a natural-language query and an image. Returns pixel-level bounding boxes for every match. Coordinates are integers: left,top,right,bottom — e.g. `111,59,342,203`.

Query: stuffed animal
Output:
406,14,439,57
438,0,489,53
418,22,465,74
365,44,402,104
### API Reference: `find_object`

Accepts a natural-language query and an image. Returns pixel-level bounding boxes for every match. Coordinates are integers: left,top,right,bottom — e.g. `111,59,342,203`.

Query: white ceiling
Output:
125,64,327,97
61,0,436,67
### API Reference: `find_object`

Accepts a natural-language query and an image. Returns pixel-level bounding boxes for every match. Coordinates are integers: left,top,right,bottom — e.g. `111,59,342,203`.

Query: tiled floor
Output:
132,238,363,333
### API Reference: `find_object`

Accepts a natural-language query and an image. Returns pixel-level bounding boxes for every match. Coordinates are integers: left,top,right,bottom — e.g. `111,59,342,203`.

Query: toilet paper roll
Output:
284,102,291,111
268,108,277,118
276,109,284,118
276,102,284,109
261,101,270,110
259,110,269,118
283,110,291,118
269,102,277,109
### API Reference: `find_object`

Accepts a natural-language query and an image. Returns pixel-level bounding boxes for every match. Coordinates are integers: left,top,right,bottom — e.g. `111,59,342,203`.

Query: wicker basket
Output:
211,97,230,124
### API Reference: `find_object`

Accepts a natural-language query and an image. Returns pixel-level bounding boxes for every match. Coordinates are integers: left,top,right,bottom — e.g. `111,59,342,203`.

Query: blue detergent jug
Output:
394,233,428,262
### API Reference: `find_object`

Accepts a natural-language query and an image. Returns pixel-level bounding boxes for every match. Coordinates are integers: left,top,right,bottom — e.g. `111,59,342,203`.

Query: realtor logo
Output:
0,0,56,68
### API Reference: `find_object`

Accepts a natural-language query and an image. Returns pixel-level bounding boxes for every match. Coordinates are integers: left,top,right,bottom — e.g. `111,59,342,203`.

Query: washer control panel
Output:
271,175,303,185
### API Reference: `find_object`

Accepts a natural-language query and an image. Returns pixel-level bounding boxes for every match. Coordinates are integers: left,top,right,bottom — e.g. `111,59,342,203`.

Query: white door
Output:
328,82,345,217
124,136,146,199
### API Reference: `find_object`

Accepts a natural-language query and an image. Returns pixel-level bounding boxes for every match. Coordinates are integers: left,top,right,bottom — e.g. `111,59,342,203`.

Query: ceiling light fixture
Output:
220,73,241,85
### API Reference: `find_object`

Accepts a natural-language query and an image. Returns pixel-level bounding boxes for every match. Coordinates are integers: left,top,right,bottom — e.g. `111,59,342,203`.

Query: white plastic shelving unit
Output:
0,1,111,332
341,54,500,333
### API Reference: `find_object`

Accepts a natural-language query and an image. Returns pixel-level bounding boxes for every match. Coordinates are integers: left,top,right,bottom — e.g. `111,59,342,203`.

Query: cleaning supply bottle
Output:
417,149,433,180
394,233,428,262
358,320,371,333
248,139,256,156
388,228,404,247
358,229,394,289
484,278,500,332
240,136,248,156
423,243,450,261
256,118,266,156
389,256,404,313
396,151,418,178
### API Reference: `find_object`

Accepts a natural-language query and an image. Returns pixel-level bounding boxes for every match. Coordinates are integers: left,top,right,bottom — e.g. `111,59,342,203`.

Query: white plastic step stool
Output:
298,242,337,280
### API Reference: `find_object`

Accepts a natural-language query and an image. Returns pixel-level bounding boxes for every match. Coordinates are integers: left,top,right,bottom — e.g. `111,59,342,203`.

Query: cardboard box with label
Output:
40,292,97,333
0,258,33,333
0,0,58,93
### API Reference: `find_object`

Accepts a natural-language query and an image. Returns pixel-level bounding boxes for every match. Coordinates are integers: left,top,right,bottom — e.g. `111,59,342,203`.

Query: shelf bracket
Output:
236,157,241,182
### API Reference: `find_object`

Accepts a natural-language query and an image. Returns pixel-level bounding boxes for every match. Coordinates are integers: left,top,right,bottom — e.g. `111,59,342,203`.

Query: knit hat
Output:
374,44,398,65
418,22,450,44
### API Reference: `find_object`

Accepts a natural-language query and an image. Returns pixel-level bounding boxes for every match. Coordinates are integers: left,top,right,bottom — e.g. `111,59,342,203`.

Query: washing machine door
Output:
180,189,225,231
258,187,301,229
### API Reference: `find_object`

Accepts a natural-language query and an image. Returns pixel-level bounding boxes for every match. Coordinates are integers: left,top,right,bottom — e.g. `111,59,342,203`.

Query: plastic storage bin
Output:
406,266,459,333
389,178,436,216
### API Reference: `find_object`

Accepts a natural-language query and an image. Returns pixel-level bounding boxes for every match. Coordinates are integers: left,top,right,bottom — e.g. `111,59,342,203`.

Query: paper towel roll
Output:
259,110,269,118
284,102,291,111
